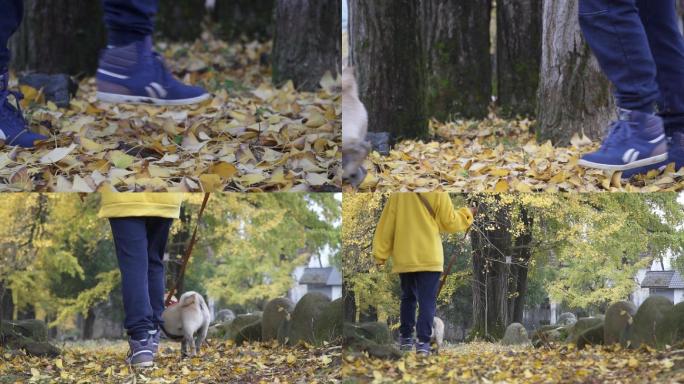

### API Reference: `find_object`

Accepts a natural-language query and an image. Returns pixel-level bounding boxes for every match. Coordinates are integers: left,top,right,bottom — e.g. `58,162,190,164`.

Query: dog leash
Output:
165,193,211,307
416,194,475,299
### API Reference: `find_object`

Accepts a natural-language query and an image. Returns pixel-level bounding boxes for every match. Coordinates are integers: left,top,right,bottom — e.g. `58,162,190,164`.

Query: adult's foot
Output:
578,109,667,172
96,36,210,106
125,336,155,368
622,131,684,179
0,71,47,148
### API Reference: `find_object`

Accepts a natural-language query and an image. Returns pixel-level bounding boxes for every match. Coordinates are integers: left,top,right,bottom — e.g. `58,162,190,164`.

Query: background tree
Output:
496,0,542,117
272,0,341,91
537,0,613,145
421,0,492,120
349,0,428,140
9,0,106,75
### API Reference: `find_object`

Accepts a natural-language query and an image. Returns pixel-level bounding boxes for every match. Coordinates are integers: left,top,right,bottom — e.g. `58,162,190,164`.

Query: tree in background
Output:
0,193,340,340
342,193,684,340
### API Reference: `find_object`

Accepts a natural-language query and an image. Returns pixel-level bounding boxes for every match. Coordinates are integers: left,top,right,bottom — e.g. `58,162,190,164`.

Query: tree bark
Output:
350,0,428,140
470,199,532,339
343,281,356,323
157,0,206,42
82,308,96,340
272,0,341,91
9,0,106,76
537,0,613,146
421,0,492,120
497,0,542,118
214,0,275,41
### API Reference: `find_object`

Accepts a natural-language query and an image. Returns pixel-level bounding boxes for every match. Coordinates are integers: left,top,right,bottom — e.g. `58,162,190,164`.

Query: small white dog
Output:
342,67,371,187
431,317,445,352
161,291,211,357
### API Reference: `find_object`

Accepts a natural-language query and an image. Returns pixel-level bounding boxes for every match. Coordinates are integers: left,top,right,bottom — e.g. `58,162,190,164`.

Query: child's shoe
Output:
578,109,667,171
622,131,684,179
415,341,431,357
0,70,47,148
125,336,155,368
96,36,210,106
399,337,414,352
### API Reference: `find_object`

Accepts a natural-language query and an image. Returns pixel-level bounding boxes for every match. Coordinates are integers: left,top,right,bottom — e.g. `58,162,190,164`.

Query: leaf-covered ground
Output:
343,343,684,383
355,118,684,193
1,36,341,192
0,340,341,383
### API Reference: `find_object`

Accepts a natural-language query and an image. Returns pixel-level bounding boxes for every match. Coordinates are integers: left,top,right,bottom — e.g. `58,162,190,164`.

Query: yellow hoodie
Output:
373,193,473,273
98,192,185,219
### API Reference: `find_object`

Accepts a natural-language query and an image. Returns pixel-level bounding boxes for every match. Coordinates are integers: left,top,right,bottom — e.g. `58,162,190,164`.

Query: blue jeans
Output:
399,272,441,344
0,0,158,69
110,217,172,340
579,0,684,132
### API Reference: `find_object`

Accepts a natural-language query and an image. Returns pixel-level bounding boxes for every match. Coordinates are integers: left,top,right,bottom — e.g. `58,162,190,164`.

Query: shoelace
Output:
151,52,174,89
0,87,26,121
599,119,634,151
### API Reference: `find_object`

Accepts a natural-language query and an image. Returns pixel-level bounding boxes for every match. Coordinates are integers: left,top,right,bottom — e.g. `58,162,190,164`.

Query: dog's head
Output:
342,140,371,187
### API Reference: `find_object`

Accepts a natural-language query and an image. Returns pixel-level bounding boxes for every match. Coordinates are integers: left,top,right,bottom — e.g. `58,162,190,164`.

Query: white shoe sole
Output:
96,92,211,106
130,360,154,368
578,153,668,171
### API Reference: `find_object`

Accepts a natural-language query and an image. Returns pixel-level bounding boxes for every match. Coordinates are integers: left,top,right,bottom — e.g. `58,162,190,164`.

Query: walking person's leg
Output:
110,217,156,367
622,0,684,178
577,0,668,172
399,273,418,351
97,0,210,106
415,272,441,356
145,217,173,354
0,0,46,148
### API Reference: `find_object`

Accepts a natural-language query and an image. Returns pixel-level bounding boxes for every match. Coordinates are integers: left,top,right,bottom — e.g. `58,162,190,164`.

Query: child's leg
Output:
110,217,155,341
399,273,418,340
415,272,441,344
638,0,684,135
102,0,158,47
145,217,173,332
578,0,659,112
0,0,22,71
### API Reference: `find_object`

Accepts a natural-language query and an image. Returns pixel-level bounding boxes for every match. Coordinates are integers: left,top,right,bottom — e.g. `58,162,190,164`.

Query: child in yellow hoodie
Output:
99,192,184,368
373,193,474,356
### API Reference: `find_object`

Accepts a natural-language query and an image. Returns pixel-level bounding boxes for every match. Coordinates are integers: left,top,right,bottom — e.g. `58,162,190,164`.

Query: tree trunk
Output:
214,0,275,42
167,205,191,295
9,0,106,76
497,0,542,117
157,0,206,42
272,0,341,91
421,0,492,120
350,0,428,140
343,281,356,323
511,208,532,323
537,0,613,146
82,308,95,340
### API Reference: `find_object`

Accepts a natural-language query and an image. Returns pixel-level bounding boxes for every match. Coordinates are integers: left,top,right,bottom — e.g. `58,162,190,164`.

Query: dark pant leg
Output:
102,0,159,46
145,217,172,332
638,0,684,133
399,273,418,339
415,272,441,344
0,0,23,70
578,0,659,112
110,217,153,340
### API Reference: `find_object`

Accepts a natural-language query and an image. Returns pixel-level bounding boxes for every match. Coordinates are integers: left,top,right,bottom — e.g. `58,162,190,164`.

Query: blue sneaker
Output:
416,341,431,357
125,336,155,368
399,336,414,352
96,36,210,106
149,329,161,356
622,132,684,179
578,109,667,172
0,70,47,148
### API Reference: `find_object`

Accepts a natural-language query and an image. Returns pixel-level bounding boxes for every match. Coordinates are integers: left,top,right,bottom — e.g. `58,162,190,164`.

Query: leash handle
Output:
165,193,210,307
